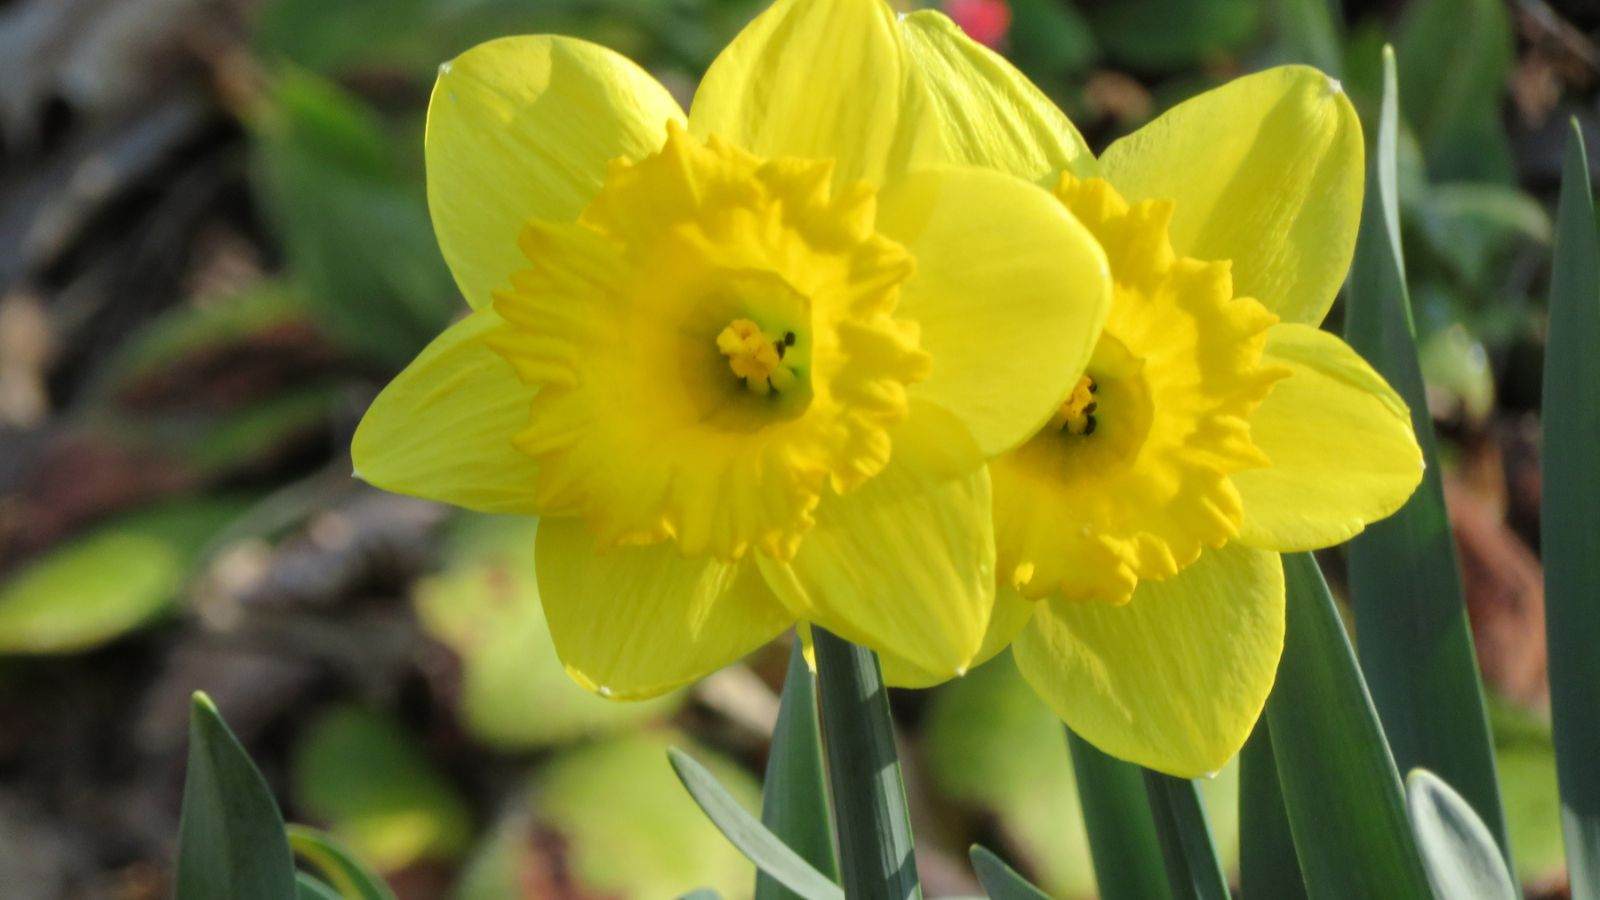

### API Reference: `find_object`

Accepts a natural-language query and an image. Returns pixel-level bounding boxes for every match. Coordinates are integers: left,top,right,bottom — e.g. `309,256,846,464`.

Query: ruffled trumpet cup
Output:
882,13,1425,777
351,0,1113,698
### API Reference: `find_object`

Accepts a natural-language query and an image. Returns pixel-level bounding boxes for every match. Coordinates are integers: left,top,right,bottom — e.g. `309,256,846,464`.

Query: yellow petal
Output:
877,167,1111,458
352,310,540,513
880,585,1036,689
1233,323,1423,551
428,36,683,309
536,518,793,699
688,0,935,186
1100,66,1363,326
1013,543,1284,777
757,412,996,678
898,10,1096,183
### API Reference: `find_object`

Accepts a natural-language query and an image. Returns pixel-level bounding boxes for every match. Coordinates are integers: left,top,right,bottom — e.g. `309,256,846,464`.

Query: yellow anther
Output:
1050,374,1099,436
717,318,796,395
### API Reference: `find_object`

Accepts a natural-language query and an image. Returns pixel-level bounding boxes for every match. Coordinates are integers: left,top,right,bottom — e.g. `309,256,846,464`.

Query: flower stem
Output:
810,626,921,900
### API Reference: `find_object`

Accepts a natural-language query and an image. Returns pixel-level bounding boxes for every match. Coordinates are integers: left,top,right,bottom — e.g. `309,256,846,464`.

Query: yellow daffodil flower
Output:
880,13,1425,777
351,0,1112,699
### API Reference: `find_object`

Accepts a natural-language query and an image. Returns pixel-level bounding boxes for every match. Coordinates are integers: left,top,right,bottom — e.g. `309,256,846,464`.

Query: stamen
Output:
1051,374,1099,436
717,318,798,395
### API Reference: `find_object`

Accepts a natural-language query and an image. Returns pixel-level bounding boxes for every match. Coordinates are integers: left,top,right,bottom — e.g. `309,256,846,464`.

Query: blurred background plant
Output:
0,0,1588,896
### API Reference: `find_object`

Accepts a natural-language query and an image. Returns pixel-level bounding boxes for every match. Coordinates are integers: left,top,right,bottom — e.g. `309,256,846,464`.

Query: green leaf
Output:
93,282,308,398
1142,771,1229,900
1395,0,1514,181
679,892,723,900
1414,183,1551,288
810,627,920,899
756,641,838,900
1006,0,1097,77
1066,728,1175,900
1342,44,1511,866
1489,701,1565,884
414,515,680,749
1267,554,1432,900
1542,117,1600,900
1239,720,1306,900
296,873,343,900
0,500,241,655
251,68,455,364
1405,770,1518,899
464,731,756,898
968,845,1050,900
176,692,297,900
668,748,843,900
1089,0,1261,72
287,825,397,900
290,706,472,872
1265,0,1343,75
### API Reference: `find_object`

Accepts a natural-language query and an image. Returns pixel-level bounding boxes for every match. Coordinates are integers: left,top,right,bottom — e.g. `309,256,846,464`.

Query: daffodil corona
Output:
880,13,1426,777
352,0,1112,699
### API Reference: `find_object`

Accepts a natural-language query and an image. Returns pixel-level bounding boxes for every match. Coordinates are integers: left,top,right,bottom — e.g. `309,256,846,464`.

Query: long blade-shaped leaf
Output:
757,642,839,900
1267,554,1432,900
1342,43,1510,865
1142,771,1229,900
1543,116,1600,900
1239,719,1306,900
667,748,844,900
286,825,396,900
1065,728,1173,900
297,873,342,900
811,626,920,900
176,692,298,900
1406,769,1518,900
969,845,1050,900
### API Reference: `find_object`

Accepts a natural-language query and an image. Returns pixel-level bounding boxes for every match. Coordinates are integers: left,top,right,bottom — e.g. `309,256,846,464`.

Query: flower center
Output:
485,123,927,560
717,318,798,396
990,174,1285,605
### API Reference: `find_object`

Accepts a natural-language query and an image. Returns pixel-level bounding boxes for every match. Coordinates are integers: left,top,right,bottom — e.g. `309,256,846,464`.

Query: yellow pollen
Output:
1050,374,1099,436
716,318,797,396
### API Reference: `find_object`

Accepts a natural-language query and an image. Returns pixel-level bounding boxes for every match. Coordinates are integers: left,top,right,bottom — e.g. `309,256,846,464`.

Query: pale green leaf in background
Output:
290,706,472,873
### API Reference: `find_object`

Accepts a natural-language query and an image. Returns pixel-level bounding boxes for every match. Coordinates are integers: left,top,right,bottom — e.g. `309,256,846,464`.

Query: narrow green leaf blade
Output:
1342,44,1511,865
296,873,342,900
1266,554,1432,900
1142,771,1229,900
1065,728,1174,900
1239,719,1306,900
666,747,844,900
287,825,396,900
968,845,1050,900
757,642,838,900
1406,769,1518,899
811,626,921,899
1543,116,1600,900
176,692,298,900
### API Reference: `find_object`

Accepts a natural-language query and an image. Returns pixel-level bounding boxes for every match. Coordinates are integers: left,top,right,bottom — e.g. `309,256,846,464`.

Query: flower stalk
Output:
811,626,922,900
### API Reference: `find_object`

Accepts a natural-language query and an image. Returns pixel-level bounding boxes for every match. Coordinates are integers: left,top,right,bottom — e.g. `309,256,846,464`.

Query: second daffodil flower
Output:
351,0,1112,698
884,14,1425,776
